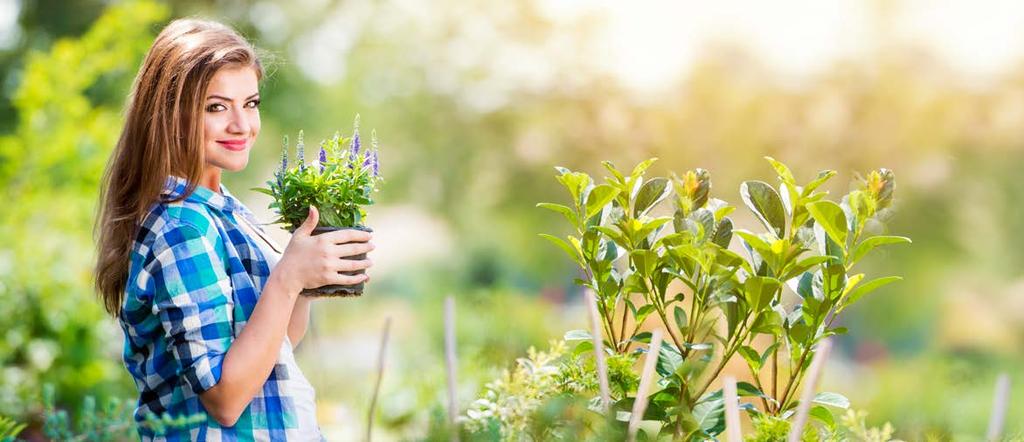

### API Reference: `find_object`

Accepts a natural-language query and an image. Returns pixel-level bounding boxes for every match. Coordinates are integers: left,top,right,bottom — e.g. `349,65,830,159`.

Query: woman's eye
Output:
206,103,227,112
245,99,261,109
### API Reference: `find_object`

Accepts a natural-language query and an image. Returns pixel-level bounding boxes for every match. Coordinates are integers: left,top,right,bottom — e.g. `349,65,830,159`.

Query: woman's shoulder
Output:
135,198,220,251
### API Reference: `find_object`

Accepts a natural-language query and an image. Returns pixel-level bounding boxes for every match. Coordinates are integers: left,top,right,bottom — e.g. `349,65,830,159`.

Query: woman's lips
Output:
216,139,248,151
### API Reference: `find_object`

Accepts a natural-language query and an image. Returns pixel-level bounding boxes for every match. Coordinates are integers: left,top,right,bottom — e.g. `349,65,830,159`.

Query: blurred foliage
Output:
1,0,1023,440
0,0,167,421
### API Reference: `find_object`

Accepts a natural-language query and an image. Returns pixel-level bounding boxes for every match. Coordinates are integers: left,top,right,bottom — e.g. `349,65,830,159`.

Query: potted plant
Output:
254,116,382,297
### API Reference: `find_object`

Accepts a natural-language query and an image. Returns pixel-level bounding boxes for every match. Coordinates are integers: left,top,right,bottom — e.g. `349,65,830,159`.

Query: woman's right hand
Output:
275,206,374,294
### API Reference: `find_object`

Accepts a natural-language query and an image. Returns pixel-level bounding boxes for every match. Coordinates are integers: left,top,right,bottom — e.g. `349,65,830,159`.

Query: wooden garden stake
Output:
723,376,742,442
787,338,833,442
585,289,611,414
444,296,460,442
366,317,392,442
627,329,663,442
986,372,1010,441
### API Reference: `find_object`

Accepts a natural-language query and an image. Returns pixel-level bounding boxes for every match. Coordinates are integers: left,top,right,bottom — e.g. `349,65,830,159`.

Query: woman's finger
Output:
332,241,375,258
332,258,373,273
321,229,372,244
329,272,369,286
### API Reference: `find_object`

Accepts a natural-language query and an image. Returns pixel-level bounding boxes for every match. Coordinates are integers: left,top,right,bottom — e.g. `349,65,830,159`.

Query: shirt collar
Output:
161,175,242,213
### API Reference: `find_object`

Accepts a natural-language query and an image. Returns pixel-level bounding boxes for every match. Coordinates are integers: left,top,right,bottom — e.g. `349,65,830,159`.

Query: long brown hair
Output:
95,19,263,316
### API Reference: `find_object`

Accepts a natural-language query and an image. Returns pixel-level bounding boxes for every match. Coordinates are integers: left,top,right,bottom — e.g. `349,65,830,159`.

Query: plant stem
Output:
619,297,629,349
777,344,812,413
694,322,752,399
746,362,772,413
771,349,779,413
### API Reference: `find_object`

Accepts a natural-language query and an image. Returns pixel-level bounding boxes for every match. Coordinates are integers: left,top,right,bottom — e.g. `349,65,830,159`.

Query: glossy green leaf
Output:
564,329,592,341
539,234,579,263
741,180,787,238
806,200,848,248
843,276,902,306
809,405,835,429
850,235,912,264
738,345,761,371
629,157,658,179
813,392,850,409
536,202,578,227
673,306,688,332
743,276,782,312
633,177,671,218
585,184,620,220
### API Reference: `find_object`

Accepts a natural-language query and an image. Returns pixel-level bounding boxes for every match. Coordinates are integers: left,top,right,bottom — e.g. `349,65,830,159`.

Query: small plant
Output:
253,116,383,297
0,415,25,442
254,115,383,231
40,384,206,441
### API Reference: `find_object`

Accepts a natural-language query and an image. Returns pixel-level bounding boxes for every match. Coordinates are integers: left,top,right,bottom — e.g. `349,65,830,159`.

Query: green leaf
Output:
585,184,620,220
539,234,580,263
674,306,688,332
251,187,276,197
743,276,782,312
843,276,902,306
555,168,591,206
736,381,766,398
734,230,772,255
765,156,796,184
813,392,850,409
741,180,787,238
629,157,658,179
630,249,659,278
803,170,837,195
738,345,762,371
636,304,657,324
806,201,848,249
564,329,592,341
537,202,578,227
633,177,671,218
711,218,733,248
634,216,674,243
693,396,726,435
809,405,836,429
850,235,912,264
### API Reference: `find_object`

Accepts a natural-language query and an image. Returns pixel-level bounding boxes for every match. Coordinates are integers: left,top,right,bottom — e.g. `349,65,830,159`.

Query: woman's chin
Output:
221,159,249,172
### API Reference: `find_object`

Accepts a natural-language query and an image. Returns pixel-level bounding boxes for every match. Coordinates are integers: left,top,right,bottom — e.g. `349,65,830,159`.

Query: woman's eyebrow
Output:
206,93,260,101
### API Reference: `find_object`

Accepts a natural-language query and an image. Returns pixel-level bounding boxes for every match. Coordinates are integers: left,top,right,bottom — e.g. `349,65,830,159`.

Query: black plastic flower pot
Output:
290,225,373,298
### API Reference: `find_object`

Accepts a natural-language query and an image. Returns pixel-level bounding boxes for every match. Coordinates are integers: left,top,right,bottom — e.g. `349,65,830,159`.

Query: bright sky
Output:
6,0,1024,94
550,0,1024,92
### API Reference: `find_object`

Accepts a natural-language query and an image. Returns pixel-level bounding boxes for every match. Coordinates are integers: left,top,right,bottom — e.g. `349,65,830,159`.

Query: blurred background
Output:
2,0,1024,439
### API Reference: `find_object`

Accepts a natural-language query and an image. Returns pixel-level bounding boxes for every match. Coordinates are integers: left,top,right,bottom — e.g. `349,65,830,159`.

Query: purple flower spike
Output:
350,114,362,158
318,142,327,172
296,130,305,170
278,134,289,184
370,129,379,177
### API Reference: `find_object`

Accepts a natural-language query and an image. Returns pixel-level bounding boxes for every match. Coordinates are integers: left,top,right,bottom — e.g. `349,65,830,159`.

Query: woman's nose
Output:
227,109,251,134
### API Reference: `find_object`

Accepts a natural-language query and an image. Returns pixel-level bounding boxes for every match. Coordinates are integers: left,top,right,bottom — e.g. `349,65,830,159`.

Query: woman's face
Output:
202,65,260,172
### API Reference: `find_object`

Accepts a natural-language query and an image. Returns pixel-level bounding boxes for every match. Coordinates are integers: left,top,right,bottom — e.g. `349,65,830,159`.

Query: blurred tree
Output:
0,0,168,418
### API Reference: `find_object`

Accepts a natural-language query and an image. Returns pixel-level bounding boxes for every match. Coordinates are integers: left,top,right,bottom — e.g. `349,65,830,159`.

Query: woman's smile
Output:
216,138,249,151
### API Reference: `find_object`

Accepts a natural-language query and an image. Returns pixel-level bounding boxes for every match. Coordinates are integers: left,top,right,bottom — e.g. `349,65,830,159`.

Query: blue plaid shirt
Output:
120,175,301,441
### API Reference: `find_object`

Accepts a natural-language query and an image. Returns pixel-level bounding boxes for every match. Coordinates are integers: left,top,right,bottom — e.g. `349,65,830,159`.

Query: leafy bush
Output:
0,0,166,419
254,116,383,230
39,384,205,441
466,157,909,440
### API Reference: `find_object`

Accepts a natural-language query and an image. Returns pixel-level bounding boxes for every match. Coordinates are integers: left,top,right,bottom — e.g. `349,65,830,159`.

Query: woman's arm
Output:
287,296,312,348
199,272,299,427
197,207,372,427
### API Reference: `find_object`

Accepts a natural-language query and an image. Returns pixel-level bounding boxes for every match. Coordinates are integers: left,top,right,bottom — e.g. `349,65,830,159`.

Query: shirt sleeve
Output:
147,220,234,395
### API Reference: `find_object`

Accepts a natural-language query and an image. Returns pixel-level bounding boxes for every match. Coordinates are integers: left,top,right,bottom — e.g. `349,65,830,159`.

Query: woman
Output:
93,19,373,441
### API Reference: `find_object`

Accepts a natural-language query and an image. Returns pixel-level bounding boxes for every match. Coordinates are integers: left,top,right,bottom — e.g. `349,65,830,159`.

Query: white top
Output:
235,214,325,441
